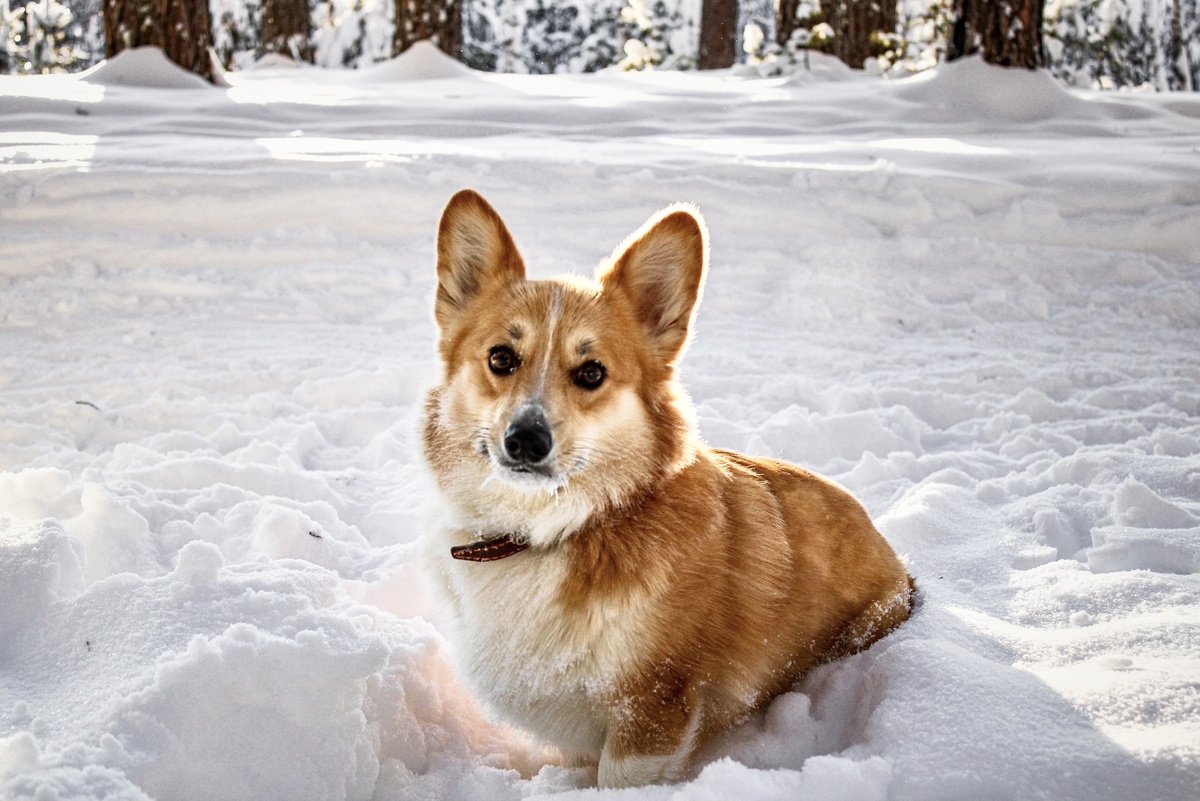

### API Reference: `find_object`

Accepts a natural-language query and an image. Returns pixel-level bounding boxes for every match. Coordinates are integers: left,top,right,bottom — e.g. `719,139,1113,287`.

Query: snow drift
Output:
1,51,1198,800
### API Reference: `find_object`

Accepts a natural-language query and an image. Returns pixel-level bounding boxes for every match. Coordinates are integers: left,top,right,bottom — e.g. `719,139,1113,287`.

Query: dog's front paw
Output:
557,751,598,770
597,750,686,789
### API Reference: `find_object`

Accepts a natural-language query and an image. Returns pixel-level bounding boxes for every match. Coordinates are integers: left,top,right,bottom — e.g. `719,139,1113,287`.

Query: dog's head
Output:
424,189,707,545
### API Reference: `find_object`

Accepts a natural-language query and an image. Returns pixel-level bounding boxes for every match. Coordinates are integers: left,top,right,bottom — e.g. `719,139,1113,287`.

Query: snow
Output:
359,42,473,82
2,46,1200,800
78,47,212,90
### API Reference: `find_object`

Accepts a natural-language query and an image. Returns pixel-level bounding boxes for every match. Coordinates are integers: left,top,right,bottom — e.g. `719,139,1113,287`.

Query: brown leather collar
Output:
450,533,529,562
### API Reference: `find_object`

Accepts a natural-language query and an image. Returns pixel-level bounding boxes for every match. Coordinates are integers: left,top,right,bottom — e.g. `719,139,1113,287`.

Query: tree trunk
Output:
947,0,1044,69
393,0,462,59
777,0,801,48
261,0,311,61
822,0,896,68
102,0,215,81
698,0,738,69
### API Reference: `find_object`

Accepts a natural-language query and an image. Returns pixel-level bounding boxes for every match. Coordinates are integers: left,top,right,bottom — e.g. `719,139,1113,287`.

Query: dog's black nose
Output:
503,411,553,465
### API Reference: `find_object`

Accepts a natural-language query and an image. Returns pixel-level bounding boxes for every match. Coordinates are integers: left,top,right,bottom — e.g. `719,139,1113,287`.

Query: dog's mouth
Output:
479,439,559,479
494,457,559,483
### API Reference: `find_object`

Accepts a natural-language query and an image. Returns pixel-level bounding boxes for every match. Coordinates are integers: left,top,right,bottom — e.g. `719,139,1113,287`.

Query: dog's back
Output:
557,446,912,750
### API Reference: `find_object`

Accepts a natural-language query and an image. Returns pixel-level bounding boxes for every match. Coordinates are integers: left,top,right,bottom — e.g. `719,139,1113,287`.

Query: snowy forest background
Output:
0,0,1197,90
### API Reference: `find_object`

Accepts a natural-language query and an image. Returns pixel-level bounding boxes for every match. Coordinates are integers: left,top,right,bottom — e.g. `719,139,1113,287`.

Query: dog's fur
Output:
420,190,913,788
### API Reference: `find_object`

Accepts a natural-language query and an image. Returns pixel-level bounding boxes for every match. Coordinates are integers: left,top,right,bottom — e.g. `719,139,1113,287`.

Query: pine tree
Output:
102,0,216,79
1164,0,1195,90
1185,0,1200,90
1,0,24,73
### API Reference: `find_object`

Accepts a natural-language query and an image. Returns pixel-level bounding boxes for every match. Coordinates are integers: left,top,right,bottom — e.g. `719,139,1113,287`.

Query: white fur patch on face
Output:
534,285,565,396
574,386,650,459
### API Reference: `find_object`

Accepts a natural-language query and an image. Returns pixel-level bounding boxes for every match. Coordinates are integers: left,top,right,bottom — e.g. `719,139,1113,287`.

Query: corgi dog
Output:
420,190,913,788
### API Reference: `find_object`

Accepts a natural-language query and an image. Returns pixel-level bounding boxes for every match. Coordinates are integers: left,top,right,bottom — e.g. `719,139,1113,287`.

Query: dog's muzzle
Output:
502,407,553,467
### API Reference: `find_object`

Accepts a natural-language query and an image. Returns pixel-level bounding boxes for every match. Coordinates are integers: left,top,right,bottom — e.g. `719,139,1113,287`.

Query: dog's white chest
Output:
424,529,630,758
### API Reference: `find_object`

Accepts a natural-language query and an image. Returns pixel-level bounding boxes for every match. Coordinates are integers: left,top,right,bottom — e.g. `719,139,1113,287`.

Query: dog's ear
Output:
436,190,525,332
599,204,707,364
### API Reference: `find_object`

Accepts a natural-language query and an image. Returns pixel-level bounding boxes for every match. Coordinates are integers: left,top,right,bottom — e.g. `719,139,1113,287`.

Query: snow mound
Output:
0,525,542,801
80,47,212,89
894,56,1095,123
784,51,857,84
730,51,856,84
359,41,472,82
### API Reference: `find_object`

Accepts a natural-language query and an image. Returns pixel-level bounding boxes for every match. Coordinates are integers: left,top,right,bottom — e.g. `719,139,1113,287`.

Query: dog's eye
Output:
488,346,519,375
574,360,606,389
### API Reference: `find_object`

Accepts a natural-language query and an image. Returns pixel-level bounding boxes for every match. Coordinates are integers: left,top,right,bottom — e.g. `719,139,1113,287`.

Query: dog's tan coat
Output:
421,190,913,788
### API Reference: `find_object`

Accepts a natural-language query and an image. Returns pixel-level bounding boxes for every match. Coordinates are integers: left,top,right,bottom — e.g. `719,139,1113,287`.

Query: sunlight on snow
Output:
868,138,1009,156
226,82,369,107
255,134,774,167
254,136,419,164
3,52,1200,801
654,135,1008,174
480,71,795,104
0,78,105,104
665,136,1008,158
221,65,384,107
0,132,99,172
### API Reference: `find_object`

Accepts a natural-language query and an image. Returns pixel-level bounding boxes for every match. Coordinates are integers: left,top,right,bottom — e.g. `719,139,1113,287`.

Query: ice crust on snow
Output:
2,55,1199,800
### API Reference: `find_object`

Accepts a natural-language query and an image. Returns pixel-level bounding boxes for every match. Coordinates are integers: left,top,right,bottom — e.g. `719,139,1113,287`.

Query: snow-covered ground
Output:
2,44,1199,800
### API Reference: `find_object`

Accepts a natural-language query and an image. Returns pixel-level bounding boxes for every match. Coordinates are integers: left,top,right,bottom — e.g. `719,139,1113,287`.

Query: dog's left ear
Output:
436,189,526,335
599,204,708,364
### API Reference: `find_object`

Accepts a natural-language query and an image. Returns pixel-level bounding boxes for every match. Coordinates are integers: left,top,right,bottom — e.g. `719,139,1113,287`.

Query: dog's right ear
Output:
599,204,708,366
436,190,525,333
